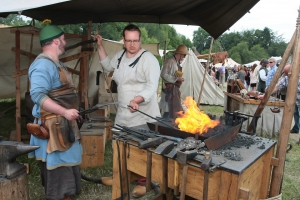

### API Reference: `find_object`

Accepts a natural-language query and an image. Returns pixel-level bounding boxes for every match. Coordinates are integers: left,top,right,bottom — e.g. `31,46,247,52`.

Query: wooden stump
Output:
0,172,29,200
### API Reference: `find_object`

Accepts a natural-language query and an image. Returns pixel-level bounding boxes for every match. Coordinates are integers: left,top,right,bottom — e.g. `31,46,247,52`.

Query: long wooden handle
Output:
179,165,189,200
174,161,179,195
146,151,152,192
174,161,180,195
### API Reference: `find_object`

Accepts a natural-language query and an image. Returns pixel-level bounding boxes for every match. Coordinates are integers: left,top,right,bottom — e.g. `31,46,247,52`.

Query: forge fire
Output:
175,96,220,134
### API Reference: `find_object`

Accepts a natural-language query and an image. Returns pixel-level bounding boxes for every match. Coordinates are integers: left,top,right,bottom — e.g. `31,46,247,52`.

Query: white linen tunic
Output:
100,49,161,127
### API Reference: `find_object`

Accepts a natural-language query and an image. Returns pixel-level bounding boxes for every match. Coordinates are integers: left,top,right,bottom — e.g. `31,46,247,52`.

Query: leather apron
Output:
38,56,81,153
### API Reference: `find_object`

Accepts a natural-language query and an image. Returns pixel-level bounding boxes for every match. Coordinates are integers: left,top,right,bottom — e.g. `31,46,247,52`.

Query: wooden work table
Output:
111,124,277,200
224,92,285,137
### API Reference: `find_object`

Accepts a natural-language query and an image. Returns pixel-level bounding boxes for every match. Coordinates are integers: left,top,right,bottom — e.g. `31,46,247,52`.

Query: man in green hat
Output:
28,20,82,200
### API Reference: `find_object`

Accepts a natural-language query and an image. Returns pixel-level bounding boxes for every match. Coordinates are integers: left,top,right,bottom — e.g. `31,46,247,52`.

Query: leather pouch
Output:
27,122,49,139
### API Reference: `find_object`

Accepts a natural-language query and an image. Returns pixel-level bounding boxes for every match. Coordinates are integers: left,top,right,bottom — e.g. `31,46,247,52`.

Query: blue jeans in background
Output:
291,104,300,132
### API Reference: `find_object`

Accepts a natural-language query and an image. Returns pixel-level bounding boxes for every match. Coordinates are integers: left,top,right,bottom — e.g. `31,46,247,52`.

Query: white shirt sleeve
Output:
259,70,267,81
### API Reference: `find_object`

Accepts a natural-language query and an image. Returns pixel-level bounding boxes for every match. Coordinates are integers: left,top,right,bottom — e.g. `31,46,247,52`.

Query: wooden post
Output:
0,173,30,200
197,37,214,106
269,7,300,196
247,30,296,133
112,140,128,200
15,30,21,142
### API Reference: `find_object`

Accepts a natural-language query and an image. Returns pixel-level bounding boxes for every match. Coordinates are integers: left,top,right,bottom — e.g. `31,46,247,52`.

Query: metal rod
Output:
127,105,178,130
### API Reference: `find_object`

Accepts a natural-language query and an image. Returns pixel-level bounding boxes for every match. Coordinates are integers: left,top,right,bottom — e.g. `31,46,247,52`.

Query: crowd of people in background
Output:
208,57,286,97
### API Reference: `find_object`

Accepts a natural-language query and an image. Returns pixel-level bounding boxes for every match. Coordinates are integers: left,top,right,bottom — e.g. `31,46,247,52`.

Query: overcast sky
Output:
172,0,299,42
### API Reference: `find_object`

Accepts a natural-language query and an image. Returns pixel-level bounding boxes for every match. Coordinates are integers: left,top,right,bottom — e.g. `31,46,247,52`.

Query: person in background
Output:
244,66,250,90
28,19,82,200
160,45,189,118
94,24,161,197
254,59,265,89
237,65,245,83
265,58,278,91
250,64,258,91
227,69,235,81
258,64,299,134
215,66,220,83
257,59,269,93
219,62,226,87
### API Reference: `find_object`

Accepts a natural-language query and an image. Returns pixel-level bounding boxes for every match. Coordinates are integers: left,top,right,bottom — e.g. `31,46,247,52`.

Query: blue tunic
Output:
28,54,82,170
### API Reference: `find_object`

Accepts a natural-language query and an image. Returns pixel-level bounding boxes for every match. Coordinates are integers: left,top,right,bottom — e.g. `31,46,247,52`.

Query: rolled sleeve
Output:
99,56,115,72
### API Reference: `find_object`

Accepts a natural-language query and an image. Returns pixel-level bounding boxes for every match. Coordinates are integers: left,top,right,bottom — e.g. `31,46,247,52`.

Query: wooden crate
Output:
80,121,111,169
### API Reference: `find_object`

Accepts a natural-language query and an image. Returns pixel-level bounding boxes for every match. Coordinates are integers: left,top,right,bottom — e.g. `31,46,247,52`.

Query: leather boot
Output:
62,196,70,200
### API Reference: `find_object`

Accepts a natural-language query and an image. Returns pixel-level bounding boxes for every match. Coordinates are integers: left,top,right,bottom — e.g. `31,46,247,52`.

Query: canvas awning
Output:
0,0,260,39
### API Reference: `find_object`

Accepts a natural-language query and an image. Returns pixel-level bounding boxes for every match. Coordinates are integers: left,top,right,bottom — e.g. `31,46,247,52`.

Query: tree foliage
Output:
1,14,288,64
193,26,288,64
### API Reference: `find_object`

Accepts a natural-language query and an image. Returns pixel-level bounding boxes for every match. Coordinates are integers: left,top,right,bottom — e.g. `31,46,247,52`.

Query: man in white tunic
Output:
94,24,161,127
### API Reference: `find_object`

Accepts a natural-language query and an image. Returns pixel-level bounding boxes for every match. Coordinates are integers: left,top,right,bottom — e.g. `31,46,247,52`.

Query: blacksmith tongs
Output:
79,102,120,115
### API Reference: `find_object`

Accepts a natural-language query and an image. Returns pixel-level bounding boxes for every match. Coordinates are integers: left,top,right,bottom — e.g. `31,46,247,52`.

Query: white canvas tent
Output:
180,49,224,106
214,58,240,68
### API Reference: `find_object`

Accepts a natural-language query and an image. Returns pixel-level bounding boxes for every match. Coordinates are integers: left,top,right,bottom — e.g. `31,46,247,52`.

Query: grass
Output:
1,98,300,199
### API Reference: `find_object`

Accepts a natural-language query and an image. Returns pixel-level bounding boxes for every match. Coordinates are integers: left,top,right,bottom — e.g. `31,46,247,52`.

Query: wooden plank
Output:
238,155,264,200
218,171,234,200
224,92,285,107
238,187,250,200
112,140,128,200
15,30,21,142
270,157,279,167
60,51,92,63
260,146,275,198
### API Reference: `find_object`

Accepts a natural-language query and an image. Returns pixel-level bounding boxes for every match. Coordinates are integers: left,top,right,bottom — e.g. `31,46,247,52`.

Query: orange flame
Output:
175,96,219,134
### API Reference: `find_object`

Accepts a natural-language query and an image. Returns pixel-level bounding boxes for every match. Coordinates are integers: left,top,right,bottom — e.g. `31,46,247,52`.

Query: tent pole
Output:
15,30,21,142
197,37,214,106
26,33,34,92
269,7,300,197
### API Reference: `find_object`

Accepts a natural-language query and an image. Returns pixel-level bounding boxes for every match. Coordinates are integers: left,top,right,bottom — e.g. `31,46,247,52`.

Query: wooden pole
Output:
247,30,296,133
197,37,214,106
15,30,21,142
269,7,300,196
26,33,34,92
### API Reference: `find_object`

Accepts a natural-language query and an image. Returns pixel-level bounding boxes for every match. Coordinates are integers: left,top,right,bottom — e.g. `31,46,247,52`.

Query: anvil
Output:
0,140,39,179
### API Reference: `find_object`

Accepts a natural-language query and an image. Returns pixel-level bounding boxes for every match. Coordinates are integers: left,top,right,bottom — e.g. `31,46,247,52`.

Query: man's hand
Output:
63,109,80,121
177,77,185,83
94,34,103,48
128,100,139,113
258,94,265,100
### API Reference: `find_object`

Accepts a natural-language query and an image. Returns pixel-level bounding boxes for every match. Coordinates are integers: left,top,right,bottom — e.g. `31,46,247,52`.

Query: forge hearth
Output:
147,121,241,150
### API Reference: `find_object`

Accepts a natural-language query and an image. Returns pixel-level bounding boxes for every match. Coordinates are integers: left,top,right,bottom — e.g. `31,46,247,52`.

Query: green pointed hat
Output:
39,19,64,45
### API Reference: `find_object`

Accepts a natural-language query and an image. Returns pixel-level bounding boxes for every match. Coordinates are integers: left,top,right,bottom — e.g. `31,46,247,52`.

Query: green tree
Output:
228,42,251,64
0,14,29,26
192,27,211,54
249,44,269,61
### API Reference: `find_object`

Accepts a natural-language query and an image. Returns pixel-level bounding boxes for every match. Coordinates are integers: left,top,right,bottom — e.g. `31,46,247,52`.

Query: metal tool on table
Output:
112,125,163,149
176,149,198,199
201,151,212,200
127,105,178,130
